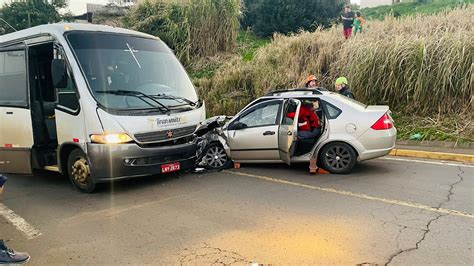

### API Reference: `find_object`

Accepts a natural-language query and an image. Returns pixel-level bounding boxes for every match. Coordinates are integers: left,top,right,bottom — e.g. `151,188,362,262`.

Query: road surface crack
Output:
178,243,252,264
384,166,465,265
438,166,464,209
385,212,445,265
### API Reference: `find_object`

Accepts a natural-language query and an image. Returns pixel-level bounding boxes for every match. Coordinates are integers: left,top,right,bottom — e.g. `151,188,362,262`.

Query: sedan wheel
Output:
320,142,356,174
202,143,231,170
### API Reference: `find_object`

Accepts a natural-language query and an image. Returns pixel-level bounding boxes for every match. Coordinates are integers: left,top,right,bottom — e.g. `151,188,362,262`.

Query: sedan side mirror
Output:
229,121,247,130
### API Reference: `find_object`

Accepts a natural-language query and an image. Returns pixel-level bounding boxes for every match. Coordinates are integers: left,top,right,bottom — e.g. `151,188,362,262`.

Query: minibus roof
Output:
0,23,158,45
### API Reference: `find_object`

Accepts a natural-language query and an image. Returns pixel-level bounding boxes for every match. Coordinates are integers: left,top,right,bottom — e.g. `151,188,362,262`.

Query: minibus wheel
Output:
67,148,96,193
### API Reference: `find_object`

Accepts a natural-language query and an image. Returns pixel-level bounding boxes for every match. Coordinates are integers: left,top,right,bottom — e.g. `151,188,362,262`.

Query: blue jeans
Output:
298,127,321,140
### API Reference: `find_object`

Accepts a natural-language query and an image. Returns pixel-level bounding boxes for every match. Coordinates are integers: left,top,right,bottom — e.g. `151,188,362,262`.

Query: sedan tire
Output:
202,142,232,170
319,142,357,174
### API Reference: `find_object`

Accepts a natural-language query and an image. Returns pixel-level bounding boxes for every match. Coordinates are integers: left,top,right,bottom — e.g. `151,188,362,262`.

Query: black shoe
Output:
0,240,30,265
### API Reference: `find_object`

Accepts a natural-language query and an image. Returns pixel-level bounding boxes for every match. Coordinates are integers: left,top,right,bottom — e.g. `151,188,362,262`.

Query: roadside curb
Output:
390,149,474,164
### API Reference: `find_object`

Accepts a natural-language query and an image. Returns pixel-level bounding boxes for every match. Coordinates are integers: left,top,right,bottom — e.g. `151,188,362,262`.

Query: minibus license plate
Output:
161,162,180,173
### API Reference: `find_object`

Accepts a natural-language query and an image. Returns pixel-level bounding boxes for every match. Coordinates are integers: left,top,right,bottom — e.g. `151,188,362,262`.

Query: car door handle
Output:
287,131,293,136
263,131,275,136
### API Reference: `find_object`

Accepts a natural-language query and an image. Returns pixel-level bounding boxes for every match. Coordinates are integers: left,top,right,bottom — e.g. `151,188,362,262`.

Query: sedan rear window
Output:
323,101,342,119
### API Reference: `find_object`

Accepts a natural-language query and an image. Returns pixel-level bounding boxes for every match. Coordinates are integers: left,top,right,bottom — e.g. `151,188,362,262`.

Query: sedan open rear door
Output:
278,99,300,165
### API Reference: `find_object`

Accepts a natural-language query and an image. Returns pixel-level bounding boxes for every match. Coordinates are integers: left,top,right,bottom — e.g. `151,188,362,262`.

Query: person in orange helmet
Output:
305,75,319,88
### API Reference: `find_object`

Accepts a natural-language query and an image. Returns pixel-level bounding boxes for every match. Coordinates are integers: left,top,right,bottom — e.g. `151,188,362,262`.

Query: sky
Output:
0,0,109,15
0,0,362,15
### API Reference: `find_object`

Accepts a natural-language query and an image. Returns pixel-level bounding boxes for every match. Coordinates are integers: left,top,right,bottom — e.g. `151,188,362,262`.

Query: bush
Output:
196,7,473,117
123,0,241,64
242,0,344,37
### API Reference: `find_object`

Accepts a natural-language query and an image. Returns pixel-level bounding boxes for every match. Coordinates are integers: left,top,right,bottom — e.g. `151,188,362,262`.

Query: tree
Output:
0,0,68,33
242,0,344,37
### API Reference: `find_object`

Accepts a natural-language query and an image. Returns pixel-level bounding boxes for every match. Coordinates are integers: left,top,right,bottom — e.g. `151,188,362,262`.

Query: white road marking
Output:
380,156,474,168
0,203,42,240
224,170,474,219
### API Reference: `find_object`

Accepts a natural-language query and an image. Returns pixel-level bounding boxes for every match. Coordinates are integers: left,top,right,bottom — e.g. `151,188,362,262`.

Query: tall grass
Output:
124,0,241,64
196,7,473,117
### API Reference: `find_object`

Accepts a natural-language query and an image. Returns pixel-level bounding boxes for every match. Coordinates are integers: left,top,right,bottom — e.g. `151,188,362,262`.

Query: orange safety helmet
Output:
306,75,318,87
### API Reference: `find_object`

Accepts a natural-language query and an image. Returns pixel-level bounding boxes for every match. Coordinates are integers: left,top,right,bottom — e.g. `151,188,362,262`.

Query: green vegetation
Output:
361,0,474,19
242,0,344,37
237,31,271,61
393,114,473,143
0,0,71,34
194,7,473,144
188,30,270,80
123,0,241,65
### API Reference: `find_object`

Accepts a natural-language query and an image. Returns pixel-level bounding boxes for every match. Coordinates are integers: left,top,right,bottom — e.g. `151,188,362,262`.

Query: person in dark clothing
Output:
341,5,355,39
335,77,355,99
0,174,31,265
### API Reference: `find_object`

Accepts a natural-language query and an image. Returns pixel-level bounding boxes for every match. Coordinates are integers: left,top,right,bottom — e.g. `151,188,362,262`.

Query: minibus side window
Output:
0,50,28,107
55,50,79,112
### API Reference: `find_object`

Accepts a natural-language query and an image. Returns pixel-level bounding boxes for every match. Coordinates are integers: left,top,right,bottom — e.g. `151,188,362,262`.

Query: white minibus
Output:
0,24,205,192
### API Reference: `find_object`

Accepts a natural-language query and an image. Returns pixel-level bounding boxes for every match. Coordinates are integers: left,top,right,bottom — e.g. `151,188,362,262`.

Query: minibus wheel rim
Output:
71,158,91,184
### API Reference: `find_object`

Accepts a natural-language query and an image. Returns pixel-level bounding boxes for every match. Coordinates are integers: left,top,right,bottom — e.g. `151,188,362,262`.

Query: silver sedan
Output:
197,88,396,174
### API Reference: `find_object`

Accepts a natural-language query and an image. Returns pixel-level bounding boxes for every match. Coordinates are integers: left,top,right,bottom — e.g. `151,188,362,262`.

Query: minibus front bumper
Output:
86,142,197,182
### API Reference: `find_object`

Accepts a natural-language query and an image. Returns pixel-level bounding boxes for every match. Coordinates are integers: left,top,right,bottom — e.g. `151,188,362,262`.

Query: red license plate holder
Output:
161,162,181,173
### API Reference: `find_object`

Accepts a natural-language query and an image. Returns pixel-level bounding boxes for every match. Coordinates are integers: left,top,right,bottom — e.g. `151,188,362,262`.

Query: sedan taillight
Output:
371,113,393,130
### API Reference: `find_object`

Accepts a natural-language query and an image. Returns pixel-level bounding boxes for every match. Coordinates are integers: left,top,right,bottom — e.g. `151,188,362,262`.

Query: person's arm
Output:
298,121,308,127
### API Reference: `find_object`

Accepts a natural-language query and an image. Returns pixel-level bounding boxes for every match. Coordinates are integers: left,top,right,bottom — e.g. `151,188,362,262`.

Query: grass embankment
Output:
194,7,473,143
124,0,240,64
361,0,474,19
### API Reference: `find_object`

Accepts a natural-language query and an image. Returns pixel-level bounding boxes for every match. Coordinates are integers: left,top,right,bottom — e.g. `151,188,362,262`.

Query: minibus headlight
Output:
90,133,133,144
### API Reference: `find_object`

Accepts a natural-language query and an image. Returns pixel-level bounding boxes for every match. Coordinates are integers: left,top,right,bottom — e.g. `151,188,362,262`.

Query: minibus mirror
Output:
51,59,68,88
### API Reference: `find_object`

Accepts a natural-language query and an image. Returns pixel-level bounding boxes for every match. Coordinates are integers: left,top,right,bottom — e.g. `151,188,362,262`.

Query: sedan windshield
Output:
66,32,198,110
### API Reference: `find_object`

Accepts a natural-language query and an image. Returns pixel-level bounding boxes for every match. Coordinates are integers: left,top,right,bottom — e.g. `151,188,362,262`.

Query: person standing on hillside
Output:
353,11,365,35
341,5,355,39
335,77,355,99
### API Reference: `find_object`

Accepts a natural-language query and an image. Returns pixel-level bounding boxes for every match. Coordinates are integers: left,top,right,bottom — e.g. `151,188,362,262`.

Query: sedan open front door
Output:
278,99,300,165
226,99,283,161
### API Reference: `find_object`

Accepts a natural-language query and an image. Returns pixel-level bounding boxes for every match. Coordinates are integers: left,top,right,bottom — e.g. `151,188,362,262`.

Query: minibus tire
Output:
67,148,96,193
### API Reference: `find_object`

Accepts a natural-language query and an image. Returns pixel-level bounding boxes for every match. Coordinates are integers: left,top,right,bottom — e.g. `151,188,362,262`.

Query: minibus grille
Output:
134,125,196,143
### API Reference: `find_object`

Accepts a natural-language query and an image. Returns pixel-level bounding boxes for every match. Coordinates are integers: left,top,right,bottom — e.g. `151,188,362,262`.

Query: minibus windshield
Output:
66,32,199,111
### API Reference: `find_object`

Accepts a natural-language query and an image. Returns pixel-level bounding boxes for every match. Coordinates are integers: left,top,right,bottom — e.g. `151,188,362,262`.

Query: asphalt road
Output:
0,156,472,264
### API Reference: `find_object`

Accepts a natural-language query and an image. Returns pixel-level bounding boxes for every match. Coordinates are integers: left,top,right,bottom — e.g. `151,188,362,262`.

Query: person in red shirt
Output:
287,100,321,139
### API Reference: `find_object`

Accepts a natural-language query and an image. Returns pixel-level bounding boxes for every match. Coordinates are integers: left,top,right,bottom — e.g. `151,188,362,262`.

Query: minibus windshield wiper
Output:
96,90,171,113
153,94,199,107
